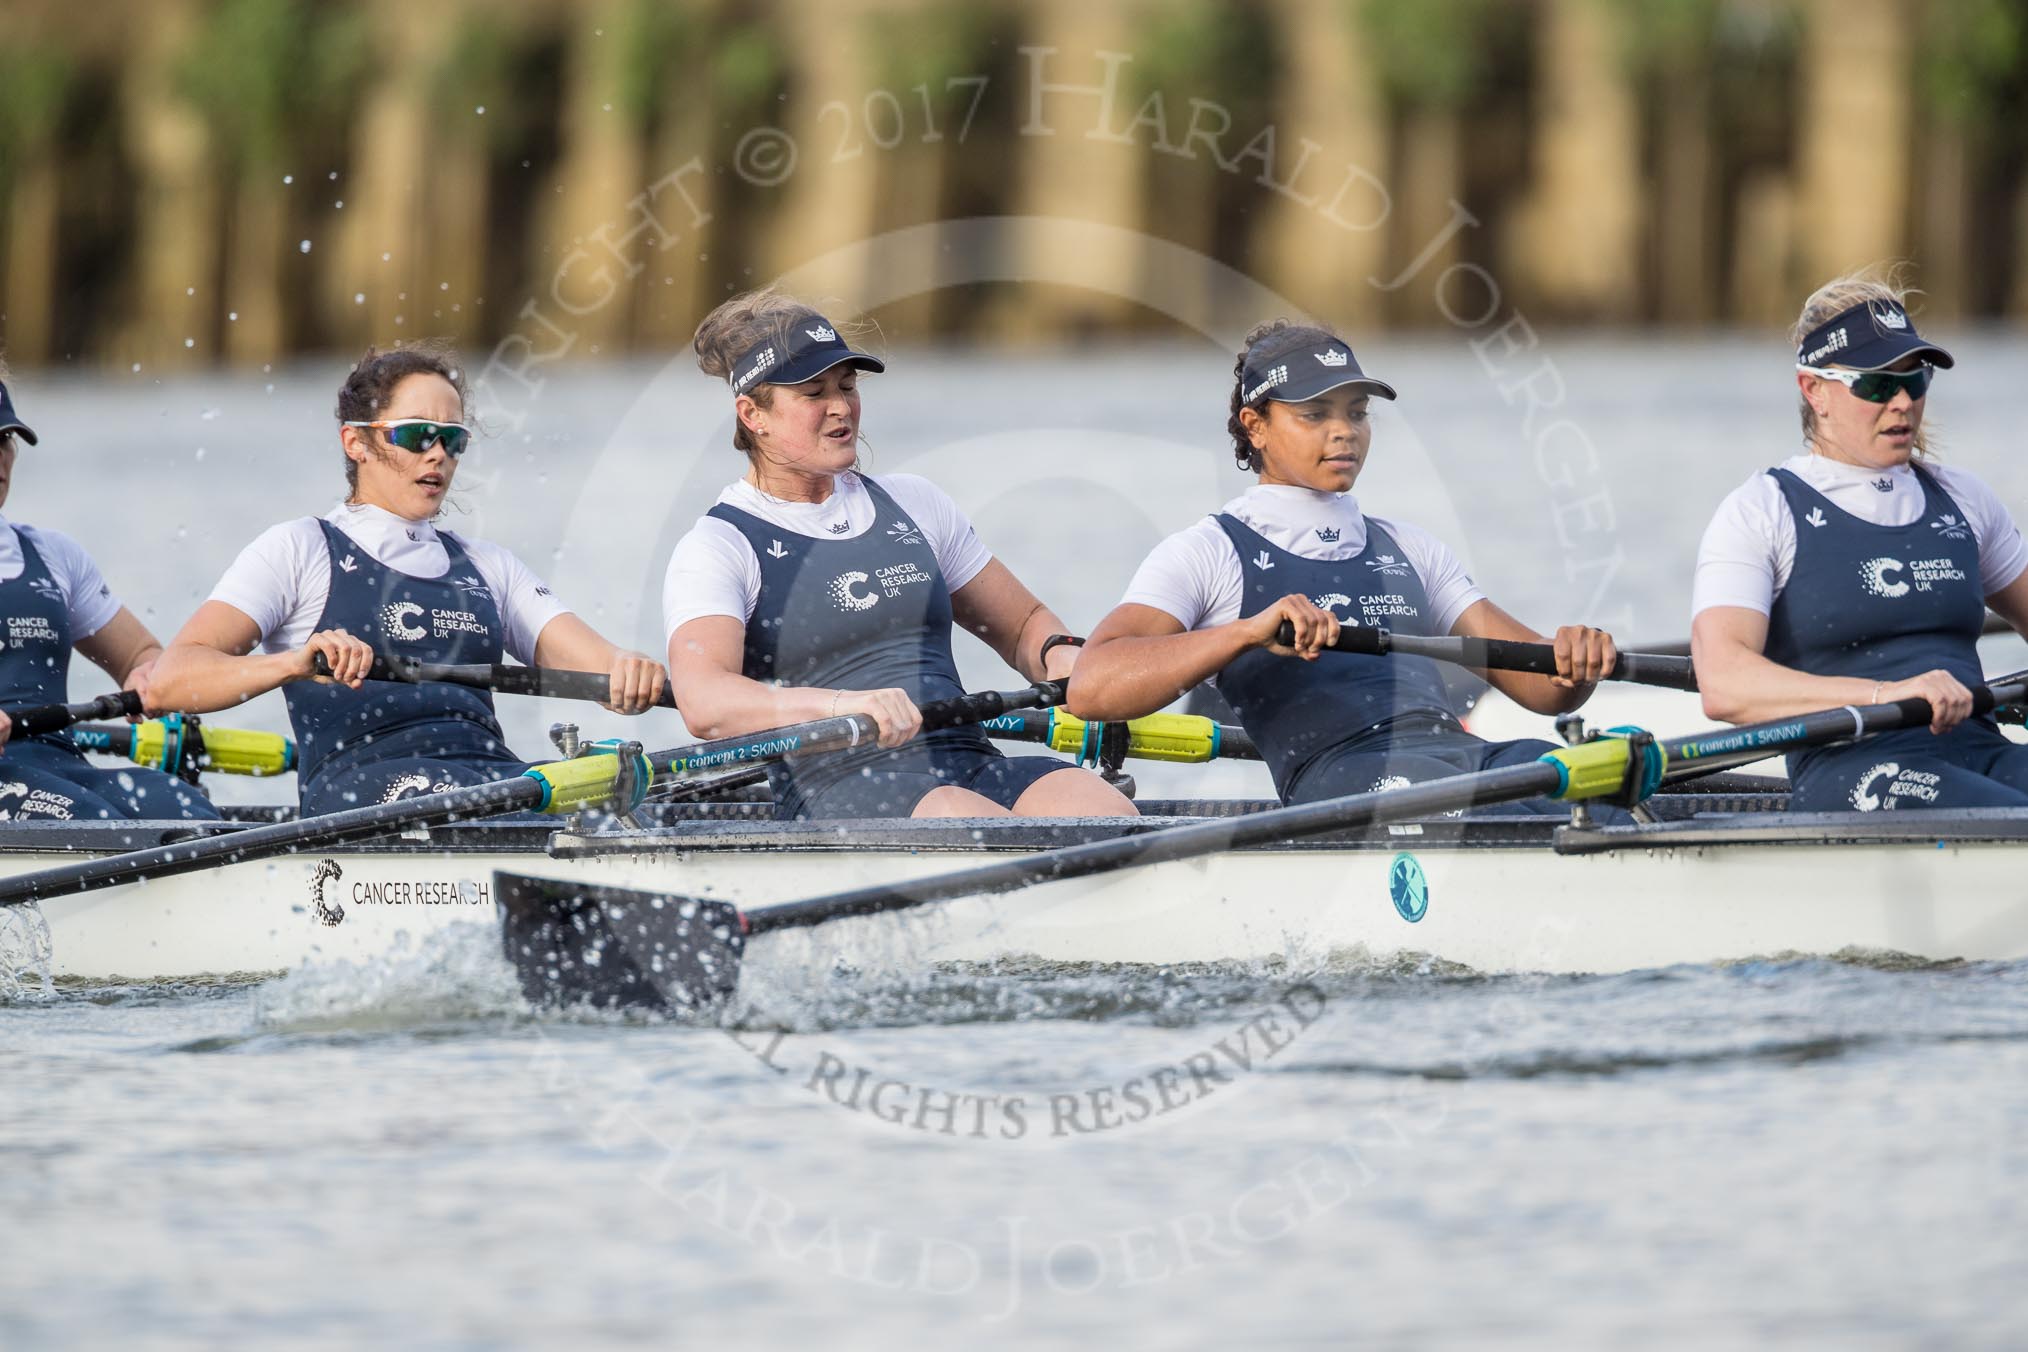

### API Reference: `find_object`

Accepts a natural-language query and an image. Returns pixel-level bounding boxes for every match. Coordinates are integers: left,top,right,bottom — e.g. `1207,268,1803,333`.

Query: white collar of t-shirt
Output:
1784,454,1926,526
1221,483,1369,560
325,501,454,575
717,472,873,540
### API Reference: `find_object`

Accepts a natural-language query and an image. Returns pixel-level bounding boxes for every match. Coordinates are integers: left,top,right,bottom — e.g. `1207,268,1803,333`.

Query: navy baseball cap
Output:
1795,298,1954,372
1239,331,1397,405
728,315,885,396
0,380,37,445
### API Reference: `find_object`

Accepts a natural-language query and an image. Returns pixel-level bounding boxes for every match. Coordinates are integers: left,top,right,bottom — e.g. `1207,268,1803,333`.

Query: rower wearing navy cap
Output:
664,288,1133,820
1069,319,1619,812
0,363,217,820
1693,265,2028,810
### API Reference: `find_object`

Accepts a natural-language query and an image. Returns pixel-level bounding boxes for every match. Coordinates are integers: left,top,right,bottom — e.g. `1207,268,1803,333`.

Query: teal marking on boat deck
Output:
1389,852,1429,923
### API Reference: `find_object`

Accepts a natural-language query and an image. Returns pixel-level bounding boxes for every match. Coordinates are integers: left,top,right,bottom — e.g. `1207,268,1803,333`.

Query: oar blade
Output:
493,871,745,1014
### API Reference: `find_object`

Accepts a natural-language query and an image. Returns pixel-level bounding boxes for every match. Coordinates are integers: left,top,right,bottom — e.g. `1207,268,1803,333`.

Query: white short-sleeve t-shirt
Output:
0,517,123,642
207,503,572,660
1693,454,2028,618
661,473,994,641
1119,483,1486,633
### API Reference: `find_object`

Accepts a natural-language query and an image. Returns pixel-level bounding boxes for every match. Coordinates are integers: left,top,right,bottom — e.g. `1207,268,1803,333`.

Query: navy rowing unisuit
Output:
1210,512,1574,814
1764,463,2028,810
709,476,1061,818
283,519,525,813
0,529,214,820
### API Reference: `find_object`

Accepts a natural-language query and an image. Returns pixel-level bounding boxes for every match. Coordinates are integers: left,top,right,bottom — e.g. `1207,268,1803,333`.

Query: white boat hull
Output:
10,809,2028,983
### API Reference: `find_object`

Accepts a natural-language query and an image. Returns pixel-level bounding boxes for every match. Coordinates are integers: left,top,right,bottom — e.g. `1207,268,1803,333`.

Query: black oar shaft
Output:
1274,623,1699,691
0,774,548,907
5,692,143,739
315,655,679,708
744,763,1560,936
658,682,1068,778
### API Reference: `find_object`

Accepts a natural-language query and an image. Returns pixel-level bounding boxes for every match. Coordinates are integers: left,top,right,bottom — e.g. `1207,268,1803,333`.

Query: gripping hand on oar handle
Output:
296,629,376,689
830,687,923,749
1881,670,1975,735
1249,593,1341,660
600,650,671,715
1548,625,1618,690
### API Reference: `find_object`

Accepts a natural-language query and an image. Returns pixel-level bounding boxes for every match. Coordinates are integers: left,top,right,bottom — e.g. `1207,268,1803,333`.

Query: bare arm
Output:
147,600,376,716
1691,604,1970,734
1449,599,1614,716
947,559,1078,683
529,613,667,714
666,614,920,748
1067,597,1338,722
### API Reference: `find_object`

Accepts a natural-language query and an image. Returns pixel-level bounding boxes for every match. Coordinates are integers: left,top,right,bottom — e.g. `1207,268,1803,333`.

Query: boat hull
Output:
8,808,2028,983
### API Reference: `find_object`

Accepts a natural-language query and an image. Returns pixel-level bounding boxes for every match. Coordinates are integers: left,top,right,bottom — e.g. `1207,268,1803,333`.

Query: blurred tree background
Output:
2,0,2025,369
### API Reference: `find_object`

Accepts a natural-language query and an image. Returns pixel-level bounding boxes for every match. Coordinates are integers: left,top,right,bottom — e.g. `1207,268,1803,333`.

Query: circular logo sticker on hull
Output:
1389,852,1429,923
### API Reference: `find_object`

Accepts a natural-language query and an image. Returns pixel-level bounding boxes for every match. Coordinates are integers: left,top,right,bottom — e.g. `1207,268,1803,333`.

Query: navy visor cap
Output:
0,381,37,445
1239,335,1397,405
1795,298,1955,372
728,317,886,395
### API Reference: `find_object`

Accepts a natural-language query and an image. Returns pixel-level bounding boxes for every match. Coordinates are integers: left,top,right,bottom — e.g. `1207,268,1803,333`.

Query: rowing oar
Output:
0,682,1066,909
495,676,2028,1012
1274,622,1698,691
647,681,1070,801
70,717,296,778
315,654,678,709
2,691,142,740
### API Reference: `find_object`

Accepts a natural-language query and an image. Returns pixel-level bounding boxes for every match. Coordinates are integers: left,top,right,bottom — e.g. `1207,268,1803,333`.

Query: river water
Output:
4,338,2028,1345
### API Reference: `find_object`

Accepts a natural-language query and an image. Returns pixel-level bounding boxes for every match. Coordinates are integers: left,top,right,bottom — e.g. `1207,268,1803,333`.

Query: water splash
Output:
0,903,54,1002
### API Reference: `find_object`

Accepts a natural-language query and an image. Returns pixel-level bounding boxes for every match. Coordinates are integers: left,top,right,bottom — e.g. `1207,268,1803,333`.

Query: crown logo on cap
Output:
1875,306,1908,331
806,324,837,342
1314,349,1349,368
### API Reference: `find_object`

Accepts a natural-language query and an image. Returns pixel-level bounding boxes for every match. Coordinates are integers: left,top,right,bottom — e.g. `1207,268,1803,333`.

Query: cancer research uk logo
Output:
827,562,933,613
1851,760,1942,811
378,600,490,643
1860,556,1966,600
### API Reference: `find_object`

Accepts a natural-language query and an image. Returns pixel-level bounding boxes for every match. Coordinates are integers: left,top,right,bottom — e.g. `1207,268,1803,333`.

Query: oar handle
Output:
1274,622,1699,691
4,691,143,739
312,654,678,709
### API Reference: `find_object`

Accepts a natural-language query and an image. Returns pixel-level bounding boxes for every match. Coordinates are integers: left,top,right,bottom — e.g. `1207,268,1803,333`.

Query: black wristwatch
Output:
1040,634,1085,665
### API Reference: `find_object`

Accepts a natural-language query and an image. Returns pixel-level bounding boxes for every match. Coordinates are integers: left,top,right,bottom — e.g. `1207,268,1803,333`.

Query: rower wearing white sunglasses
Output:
1692,265,2028,810
152,344,667,814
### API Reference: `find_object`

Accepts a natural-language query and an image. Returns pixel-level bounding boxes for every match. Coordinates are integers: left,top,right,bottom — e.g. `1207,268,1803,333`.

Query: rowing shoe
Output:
494,676,2028,1013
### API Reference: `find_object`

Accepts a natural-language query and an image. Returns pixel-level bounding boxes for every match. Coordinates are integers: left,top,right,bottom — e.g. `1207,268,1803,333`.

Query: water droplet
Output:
328,171,338,181
475,105,486,116
194,447,207,461
334,200,344,209
381,252,392,262
183,337,195,348
200,408,221,421
354,293,366,305
228,311,238,321
185,287,195,297
298,239,312,254
439,281,449,291
283,174,294,184
130,362,142,373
